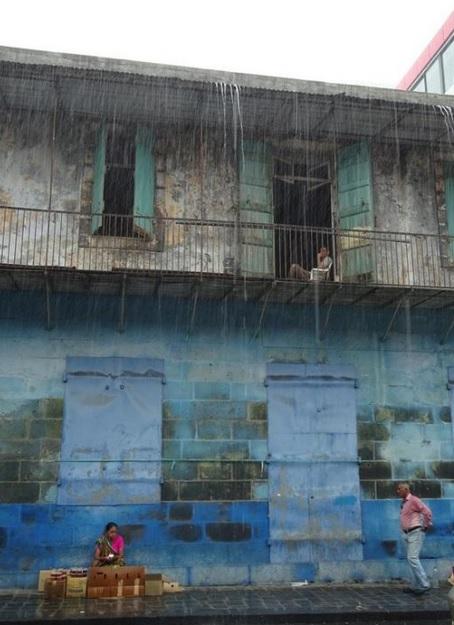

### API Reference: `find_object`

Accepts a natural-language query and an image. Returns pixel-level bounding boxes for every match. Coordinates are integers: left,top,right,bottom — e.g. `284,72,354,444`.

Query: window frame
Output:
78,120,164,252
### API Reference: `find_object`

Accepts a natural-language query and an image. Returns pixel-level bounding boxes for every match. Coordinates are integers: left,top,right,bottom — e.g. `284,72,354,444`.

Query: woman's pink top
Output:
111,535,125,554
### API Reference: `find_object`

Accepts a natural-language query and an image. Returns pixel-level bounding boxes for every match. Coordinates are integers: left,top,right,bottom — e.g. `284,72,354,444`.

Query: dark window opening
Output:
101,126,136,237
273,158,332,279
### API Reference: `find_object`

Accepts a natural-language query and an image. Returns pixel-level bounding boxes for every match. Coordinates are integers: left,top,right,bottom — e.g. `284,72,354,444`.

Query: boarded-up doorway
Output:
58,357,164,505
266,363,363,563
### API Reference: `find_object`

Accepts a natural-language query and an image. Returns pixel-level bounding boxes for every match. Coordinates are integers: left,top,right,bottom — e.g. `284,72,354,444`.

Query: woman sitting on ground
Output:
93,522,125,567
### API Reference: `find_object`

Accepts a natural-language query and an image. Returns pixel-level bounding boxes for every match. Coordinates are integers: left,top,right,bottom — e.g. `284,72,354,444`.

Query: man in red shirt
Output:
397,482,433,595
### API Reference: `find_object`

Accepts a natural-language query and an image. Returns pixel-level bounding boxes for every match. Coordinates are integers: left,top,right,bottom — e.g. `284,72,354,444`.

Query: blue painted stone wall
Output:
0,502,270,588
0,290,454,587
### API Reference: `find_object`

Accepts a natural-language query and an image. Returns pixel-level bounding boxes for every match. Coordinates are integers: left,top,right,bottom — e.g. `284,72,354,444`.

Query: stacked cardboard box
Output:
44,571,67,600
86,566,145,599
39,567,181,599
66,569,88,598
145,573,163,596
39,569,73,592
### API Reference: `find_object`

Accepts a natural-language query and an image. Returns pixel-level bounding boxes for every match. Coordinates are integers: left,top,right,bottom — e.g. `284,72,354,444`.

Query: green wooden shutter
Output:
337,141,374,280
445,162,454,258
91,124,107,233
239,141,274,277
134,126,155,235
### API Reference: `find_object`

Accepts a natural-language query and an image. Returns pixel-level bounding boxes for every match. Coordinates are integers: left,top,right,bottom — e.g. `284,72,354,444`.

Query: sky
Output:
2,0,454,88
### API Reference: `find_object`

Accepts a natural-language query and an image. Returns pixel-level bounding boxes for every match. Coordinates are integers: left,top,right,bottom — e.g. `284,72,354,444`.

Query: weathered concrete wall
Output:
0,292,453,502
2,112,454,283
0,114,238,273
370,142,454,287
0,292,454,586
373,144,437,234
157,131,237,221
0,110,84,212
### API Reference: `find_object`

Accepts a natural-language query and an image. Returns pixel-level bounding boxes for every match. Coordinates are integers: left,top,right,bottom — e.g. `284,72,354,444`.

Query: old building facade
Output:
1,46,454,587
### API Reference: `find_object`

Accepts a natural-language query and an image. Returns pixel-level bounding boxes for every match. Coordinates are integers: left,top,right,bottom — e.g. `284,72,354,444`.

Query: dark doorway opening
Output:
102,125,135,237
274,159,332,279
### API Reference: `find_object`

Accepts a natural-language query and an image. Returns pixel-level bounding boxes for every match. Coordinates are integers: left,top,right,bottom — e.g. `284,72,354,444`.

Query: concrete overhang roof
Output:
1,45,454,145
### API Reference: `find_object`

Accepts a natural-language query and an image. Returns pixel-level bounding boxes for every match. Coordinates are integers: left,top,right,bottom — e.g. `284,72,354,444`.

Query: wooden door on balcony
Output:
91,124,107,233
444,161,454,259
337,141,374,281
134,126,155,236
239,141,274,277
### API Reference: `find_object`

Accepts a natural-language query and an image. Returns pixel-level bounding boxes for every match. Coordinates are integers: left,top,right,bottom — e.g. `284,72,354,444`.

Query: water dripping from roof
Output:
434,104,454,142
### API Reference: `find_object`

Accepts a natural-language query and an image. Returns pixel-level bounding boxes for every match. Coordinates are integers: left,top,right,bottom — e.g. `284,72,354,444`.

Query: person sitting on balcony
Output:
289,246,332,280
92,522,125,567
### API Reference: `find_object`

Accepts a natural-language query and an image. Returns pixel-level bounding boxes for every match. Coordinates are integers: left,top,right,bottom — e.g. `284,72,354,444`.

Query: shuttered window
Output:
444,162,454,258
239,141,274,277
91,123,155,236
337,141,374,280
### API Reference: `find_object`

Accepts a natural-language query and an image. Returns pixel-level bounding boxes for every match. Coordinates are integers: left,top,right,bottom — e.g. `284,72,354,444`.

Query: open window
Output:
273,154,333,279
91,123,155,238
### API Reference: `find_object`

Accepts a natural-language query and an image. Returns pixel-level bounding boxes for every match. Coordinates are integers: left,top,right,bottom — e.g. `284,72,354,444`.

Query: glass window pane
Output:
425,57,443,93
412,77,426,92
442,39,454,93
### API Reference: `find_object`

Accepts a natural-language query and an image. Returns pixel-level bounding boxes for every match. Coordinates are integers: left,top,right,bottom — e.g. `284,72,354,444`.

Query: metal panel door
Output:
266,363,362,563
239,141,274,276
58,357,164,505
337,141,374,280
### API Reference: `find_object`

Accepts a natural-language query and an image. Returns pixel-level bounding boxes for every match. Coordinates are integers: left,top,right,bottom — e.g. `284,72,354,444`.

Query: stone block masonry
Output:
1,291,454,587
358,405,452,499
0,499,451,588
0,502,269,588
162,393,268,501
0,399,63,504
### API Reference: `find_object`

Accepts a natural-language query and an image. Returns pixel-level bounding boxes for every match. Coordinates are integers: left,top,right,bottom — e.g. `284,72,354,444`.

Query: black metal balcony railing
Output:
1,206,454,291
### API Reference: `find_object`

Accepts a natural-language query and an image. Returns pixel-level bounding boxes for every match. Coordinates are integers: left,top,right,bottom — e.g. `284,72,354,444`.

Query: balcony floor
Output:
2,266,454,311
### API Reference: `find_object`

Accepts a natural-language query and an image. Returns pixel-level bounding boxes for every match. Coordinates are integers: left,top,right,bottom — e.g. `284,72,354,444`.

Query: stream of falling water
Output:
215,81,245,167
434,104,454,142
215,80,228,161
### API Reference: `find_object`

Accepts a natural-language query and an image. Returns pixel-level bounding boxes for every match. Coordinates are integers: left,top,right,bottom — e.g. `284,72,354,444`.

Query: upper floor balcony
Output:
1,206,454,312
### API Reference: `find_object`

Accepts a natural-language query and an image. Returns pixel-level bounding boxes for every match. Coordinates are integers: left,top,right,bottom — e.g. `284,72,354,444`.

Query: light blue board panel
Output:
58,357,164,505
268,463,310,542
266,363,362,563
447,366,454,441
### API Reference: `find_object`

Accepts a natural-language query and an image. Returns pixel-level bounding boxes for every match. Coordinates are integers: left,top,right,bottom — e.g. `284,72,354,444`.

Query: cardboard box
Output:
117,579,144,597
163,580,182,593
87,583,144,599
44,578,67,600
87,586,113,599
145,574,163,597
66,575,88,598
88,566,145,586
87,566,145,599
39,570,68,592
39,570,53,592
87,586,145,599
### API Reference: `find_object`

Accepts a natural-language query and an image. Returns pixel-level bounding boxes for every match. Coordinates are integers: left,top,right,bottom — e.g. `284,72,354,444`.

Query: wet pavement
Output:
0,584,450,624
